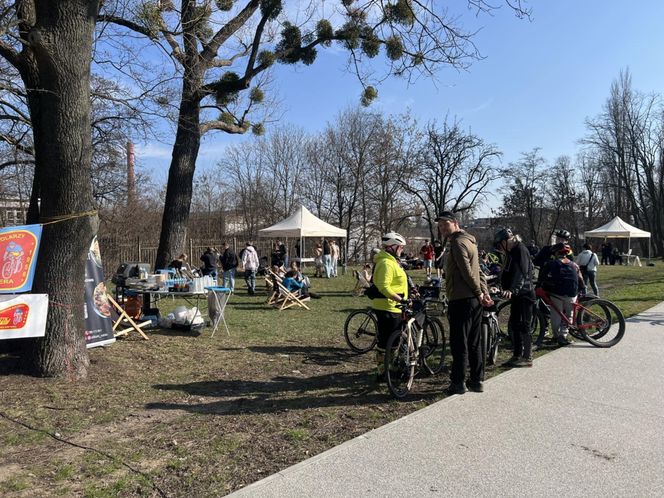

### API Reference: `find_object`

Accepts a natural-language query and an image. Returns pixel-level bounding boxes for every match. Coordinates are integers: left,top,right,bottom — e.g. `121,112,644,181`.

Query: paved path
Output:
231,302,664,497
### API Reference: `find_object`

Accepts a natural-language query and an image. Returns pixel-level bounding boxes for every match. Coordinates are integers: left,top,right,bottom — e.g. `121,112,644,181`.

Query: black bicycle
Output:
482,295,506,367
344,295,447,354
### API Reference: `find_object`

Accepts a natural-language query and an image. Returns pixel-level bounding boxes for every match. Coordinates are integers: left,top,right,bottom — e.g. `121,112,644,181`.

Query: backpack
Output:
542,259,579,297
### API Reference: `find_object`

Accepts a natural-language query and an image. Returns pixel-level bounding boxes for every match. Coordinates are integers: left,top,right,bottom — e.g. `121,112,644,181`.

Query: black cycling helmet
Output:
493,227,513,245
555,228,571,240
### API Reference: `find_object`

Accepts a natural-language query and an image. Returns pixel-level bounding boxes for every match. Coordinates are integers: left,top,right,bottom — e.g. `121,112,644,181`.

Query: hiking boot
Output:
444,382,467,396
513,357,533,368
466,381,484,393
502,356,520,367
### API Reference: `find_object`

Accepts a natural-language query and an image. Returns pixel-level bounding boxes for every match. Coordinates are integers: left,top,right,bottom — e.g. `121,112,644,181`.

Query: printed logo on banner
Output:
0,225,42,293
0,303,29,330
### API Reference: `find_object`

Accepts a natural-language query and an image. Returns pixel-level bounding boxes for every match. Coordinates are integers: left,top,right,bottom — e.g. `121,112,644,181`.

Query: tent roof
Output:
584,216,651,239
258,205,347,238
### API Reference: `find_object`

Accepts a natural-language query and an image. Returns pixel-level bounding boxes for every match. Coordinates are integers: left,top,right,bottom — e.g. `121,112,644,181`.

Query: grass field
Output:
1,263,662,497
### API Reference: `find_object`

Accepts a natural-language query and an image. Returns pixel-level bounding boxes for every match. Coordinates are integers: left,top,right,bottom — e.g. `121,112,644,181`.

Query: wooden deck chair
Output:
107,293,150,340
266,270,285,305
273,280,310,311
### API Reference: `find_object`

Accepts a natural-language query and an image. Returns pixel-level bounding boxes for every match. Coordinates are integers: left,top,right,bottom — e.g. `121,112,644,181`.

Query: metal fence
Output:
98,236,275,276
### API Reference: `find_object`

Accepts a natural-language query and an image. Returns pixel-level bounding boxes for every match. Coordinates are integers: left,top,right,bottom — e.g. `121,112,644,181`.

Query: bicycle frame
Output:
535,289,606,335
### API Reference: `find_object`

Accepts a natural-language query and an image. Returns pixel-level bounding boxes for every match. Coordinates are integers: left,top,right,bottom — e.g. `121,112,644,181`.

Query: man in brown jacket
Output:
437,211,492,395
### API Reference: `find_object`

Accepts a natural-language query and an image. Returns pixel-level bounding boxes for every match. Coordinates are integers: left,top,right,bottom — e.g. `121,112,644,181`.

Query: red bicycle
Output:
535,288,625,348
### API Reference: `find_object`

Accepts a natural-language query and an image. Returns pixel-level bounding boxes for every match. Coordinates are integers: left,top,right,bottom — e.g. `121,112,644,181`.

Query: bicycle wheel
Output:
343,309,378,353
422,317,446,375
385,328,415,398
575,298,625,348
497,300,545,346
570,294,595,341
486,317,500,366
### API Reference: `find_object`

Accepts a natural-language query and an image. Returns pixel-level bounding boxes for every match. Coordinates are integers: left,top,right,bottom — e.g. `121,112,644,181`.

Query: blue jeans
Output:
244,269,256,292
223,268,236,291
585,271,599,296
322,254,332,278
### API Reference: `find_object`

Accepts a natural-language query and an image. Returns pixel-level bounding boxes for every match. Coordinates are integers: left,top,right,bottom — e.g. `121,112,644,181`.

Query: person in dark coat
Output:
200,247,218,278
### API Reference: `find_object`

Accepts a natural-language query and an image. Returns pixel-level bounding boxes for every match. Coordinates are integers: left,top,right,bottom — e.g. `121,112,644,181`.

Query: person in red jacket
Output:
420,239,435,278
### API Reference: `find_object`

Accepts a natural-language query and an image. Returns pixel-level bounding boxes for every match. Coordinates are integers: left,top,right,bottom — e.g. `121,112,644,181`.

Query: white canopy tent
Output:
584,216,651,262
258,205,347,262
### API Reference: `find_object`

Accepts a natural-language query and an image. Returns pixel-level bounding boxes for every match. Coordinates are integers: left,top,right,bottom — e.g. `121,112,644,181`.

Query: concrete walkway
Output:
231,302,664,497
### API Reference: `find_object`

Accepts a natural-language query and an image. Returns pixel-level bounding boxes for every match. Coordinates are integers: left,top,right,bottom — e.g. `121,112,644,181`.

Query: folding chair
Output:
266,270,284,305
273,280,310,311
107,293,150,340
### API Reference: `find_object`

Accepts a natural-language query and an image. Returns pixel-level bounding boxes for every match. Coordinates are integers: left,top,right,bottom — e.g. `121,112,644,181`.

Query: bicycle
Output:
497,293,608,348
343,308,378,353
535,288,625,347
344,293,448,354
384,301,447,398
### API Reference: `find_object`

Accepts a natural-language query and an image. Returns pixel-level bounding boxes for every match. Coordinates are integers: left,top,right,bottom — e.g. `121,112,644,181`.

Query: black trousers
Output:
509,292,535,359
374,309,402,350
447,296,483,385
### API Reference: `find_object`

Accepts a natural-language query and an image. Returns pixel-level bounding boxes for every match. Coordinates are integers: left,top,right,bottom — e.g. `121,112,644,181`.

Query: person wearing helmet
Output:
533,228,574,269
532,228,574,347
494,228,536,368
540,243,586,346
437,211,492,395
371,231,409,382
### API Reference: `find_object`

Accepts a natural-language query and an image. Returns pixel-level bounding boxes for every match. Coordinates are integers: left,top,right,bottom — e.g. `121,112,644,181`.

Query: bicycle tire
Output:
343,309,378,353
486,317,500,366
569,295,598,341
575,298,625,348
480,320,489,367
422,317,446,375
385,328,415,399
497,299,546,346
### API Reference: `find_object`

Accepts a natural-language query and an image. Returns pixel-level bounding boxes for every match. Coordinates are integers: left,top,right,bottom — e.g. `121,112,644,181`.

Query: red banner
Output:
0,225,41,293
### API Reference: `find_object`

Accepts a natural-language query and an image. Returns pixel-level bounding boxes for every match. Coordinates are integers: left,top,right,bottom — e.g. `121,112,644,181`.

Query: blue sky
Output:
137,1,664,215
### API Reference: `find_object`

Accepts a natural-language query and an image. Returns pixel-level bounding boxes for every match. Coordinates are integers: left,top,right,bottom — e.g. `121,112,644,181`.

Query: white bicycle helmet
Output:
381,232,406,246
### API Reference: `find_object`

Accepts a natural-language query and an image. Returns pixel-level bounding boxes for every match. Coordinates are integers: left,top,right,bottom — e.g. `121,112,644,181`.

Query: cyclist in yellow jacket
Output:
371,232,409,382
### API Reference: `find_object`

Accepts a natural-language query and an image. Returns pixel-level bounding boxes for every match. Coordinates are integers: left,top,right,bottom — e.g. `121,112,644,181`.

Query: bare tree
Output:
497,148,548,245
408,118,501,240
98,0,530,269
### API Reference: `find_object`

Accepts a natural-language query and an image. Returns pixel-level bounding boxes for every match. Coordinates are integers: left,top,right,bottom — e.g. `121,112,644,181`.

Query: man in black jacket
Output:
200,247,218,278
495,228,536,368
219,242,238,292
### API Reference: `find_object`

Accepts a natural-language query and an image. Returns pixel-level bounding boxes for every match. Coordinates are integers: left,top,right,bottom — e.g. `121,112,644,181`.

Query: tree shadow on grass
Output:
146,369,440,416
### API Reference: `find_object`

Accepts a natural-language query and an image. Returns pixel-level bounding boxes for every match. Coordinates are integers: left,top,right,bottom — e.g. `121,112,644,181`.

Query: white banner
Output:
0,294,48,340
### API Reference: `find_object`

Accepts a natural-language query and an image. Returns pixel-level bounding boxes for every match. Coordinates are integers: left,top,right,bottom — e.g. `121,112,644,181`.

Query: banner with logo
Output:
84,236,115,348
0,294,48,340
0,224,42,293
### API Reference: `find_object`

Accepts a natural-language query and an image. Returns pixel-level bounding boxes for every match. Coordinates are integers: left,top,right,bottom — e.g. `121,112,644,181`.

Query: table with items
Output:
118,274,229,333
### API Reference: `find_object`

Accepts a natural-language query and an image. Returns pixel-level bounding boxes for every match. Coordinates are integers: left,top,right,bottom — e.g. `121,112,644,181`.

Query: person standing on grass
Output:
200,247,218,279
220,242,239,293
433,240,445,279
420,239,434,279
437,211,492,395
241,242,260,295
330,239,340,277
576,243,600,296
493,228,536,368
322,238,332,278
371,232,409,383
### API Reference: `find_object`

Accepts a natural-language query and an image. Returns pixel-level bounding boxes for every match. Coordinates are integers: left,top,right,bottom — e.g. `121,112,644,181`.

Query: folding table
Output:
205,286,231,337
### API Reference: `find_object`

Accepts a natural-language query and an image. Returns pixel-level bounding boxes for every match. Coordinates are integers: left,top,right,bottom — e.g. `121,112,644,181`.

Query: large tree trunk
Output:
154,77,202,270
20,1,100,379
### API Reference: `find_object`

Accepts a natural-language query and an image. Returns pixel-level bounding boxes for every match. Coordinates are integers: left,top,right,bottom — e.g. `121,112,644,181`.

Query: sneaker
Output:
466,381,484,393
513,357,533,368
444,382,467,396
502,356,520,367
556,336,572,347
